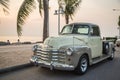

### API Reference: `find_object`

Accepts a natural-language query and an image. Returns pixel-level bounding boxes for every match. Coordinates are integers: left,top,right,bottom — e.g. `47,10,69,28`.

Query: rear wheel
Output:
116,44,120,47
75,55,88,75
108,49,114,60
103,42,110,54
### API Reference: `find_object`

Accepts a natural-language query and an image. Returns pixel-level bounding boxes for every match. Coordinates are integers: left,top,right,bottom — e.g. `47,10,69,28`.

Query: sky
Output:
0,0,120,42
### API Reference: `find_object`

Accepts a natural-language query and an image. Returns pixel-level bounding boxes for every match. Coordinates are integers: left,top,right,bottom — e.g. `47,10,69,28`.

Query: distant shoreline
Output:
0,41,43,46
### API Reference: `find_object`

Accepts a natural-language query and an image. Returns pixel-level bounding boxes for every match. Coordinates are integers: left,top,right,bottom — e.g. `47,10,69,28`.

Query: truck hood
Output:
44,35,88,49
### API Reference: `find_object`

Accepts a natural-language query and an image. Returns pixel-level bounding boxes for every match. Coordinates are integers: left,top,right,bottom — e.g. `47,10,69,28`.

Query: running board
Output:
92,54,110,65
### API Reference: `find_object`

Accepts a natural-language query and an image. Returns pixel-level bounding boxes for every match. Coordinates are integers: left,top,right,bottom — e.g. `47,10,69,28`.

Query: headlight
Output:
32,45,39,52
66,48,73,56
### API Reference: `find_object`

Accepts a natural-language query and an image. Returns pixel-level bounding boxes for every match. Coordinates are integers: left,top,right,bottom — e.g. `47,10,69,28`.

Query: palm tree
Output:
118,16,120,27
0,0,9,14
17,0,81,41
58,0,81,24
118,16,120,38
17,0,49,41
43,0,49,41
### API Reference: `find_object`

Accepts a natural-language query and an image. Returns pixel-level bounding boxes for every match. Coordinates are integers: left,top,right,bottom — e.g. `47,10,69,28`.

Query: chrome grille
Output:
36,49,66,64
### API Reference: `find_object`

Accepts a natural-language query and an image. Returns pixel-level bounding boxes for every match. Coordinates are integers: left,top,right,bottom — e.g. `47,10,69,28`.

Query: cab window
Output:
91,26,100,36
72,25,89,35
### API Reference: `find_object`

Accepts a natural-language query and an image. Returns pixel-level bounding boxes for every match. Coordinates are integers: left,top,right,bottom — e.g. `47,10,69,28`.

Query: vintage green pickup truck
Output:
30,23,115,74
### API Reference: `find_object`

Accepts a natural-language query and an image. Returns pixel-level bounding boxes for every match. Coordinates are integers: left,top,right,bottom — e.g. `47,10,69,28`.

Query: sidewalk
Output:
0,44,34,69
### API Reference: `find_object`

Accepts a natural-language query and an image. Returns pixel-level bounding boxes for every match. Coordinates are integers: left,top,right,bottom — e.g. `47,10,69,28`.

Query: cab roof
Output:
67,22,99,27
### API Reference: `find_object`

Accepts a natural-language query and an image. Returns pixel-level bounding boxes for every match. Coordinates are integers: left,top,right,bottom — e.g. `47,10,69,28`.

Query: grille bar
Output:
36,49,66,64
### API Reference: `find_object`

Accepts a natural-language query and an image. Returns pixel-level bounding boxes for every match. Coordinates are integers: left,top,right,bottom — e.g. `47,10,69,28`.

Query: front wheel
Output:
75,55,88,75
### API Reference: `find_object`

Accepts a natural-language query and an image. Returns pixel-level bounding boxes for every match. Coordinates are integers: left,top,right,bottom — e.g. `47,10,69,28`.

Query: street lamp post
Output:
54,7,64,35
113,9,120,39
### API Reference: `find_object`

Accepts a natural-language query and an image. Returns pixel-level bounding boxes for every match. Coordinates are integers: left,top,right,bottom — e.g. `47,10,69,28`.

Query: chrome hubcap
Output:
81,58,87,72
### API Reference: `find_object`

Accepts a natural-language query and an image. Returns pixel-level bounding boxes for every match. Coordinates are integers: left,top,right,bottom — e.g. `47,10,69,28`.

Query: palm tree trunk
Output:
43,0,49,41
118,16,120,38
118,16,120,27
65,14,69,24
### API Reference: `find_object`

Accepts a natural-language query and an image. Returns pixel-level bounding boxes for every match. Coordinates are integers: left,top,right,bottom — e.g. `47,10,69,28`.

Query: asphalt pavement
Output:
0,47,120,80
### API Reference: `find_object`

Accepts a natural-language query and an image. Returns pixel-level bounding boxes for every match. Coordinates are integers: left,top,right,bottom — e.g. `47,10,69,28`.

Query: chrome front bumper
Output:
30,56,75,71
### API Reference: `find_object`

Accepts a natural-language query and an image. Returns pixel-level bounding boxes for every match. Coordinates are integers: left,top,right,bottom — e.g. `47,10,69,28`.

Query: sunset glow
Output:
0,0,120,42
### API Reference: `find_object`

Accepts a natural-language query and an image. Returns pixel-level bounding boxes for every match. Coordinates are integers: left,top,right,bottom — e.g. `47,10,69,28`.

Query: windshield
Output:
61,24,89,35
61,25,73,34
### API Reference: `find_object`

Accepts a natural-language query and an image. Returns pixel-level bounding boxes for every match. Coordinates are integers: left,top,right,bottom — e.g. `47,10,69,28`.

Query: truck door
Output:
89,26,102,58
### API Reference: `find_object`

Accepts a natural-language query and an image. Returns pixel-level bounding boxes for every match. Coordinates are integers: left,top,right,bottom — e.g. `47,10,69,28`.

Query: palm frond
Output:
17,0,36,37
58,0,64,8
37,0,43,16
0,0,9,13
58,0,81,24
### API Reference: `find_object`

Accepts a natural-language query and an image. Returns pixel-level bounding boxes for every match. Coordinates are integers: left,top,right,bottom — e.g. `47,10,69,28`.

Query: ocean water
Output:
0,36,42,43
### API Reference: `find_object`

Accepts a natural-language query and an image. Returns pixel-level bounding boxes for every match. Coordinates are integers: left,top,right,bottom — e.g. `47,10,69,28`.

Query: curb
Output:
0,63,33,74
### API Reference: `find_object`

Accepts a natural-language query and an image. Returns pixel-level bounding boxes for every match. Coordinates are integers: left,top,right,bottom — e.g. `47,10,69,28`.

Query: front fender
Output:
70,45,92,68
59,45,92,69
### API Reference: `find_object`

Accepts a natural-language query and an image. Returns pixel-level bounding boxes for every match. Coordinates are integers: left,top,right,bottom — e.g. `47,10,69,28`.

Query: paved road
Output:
0,48,120,80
